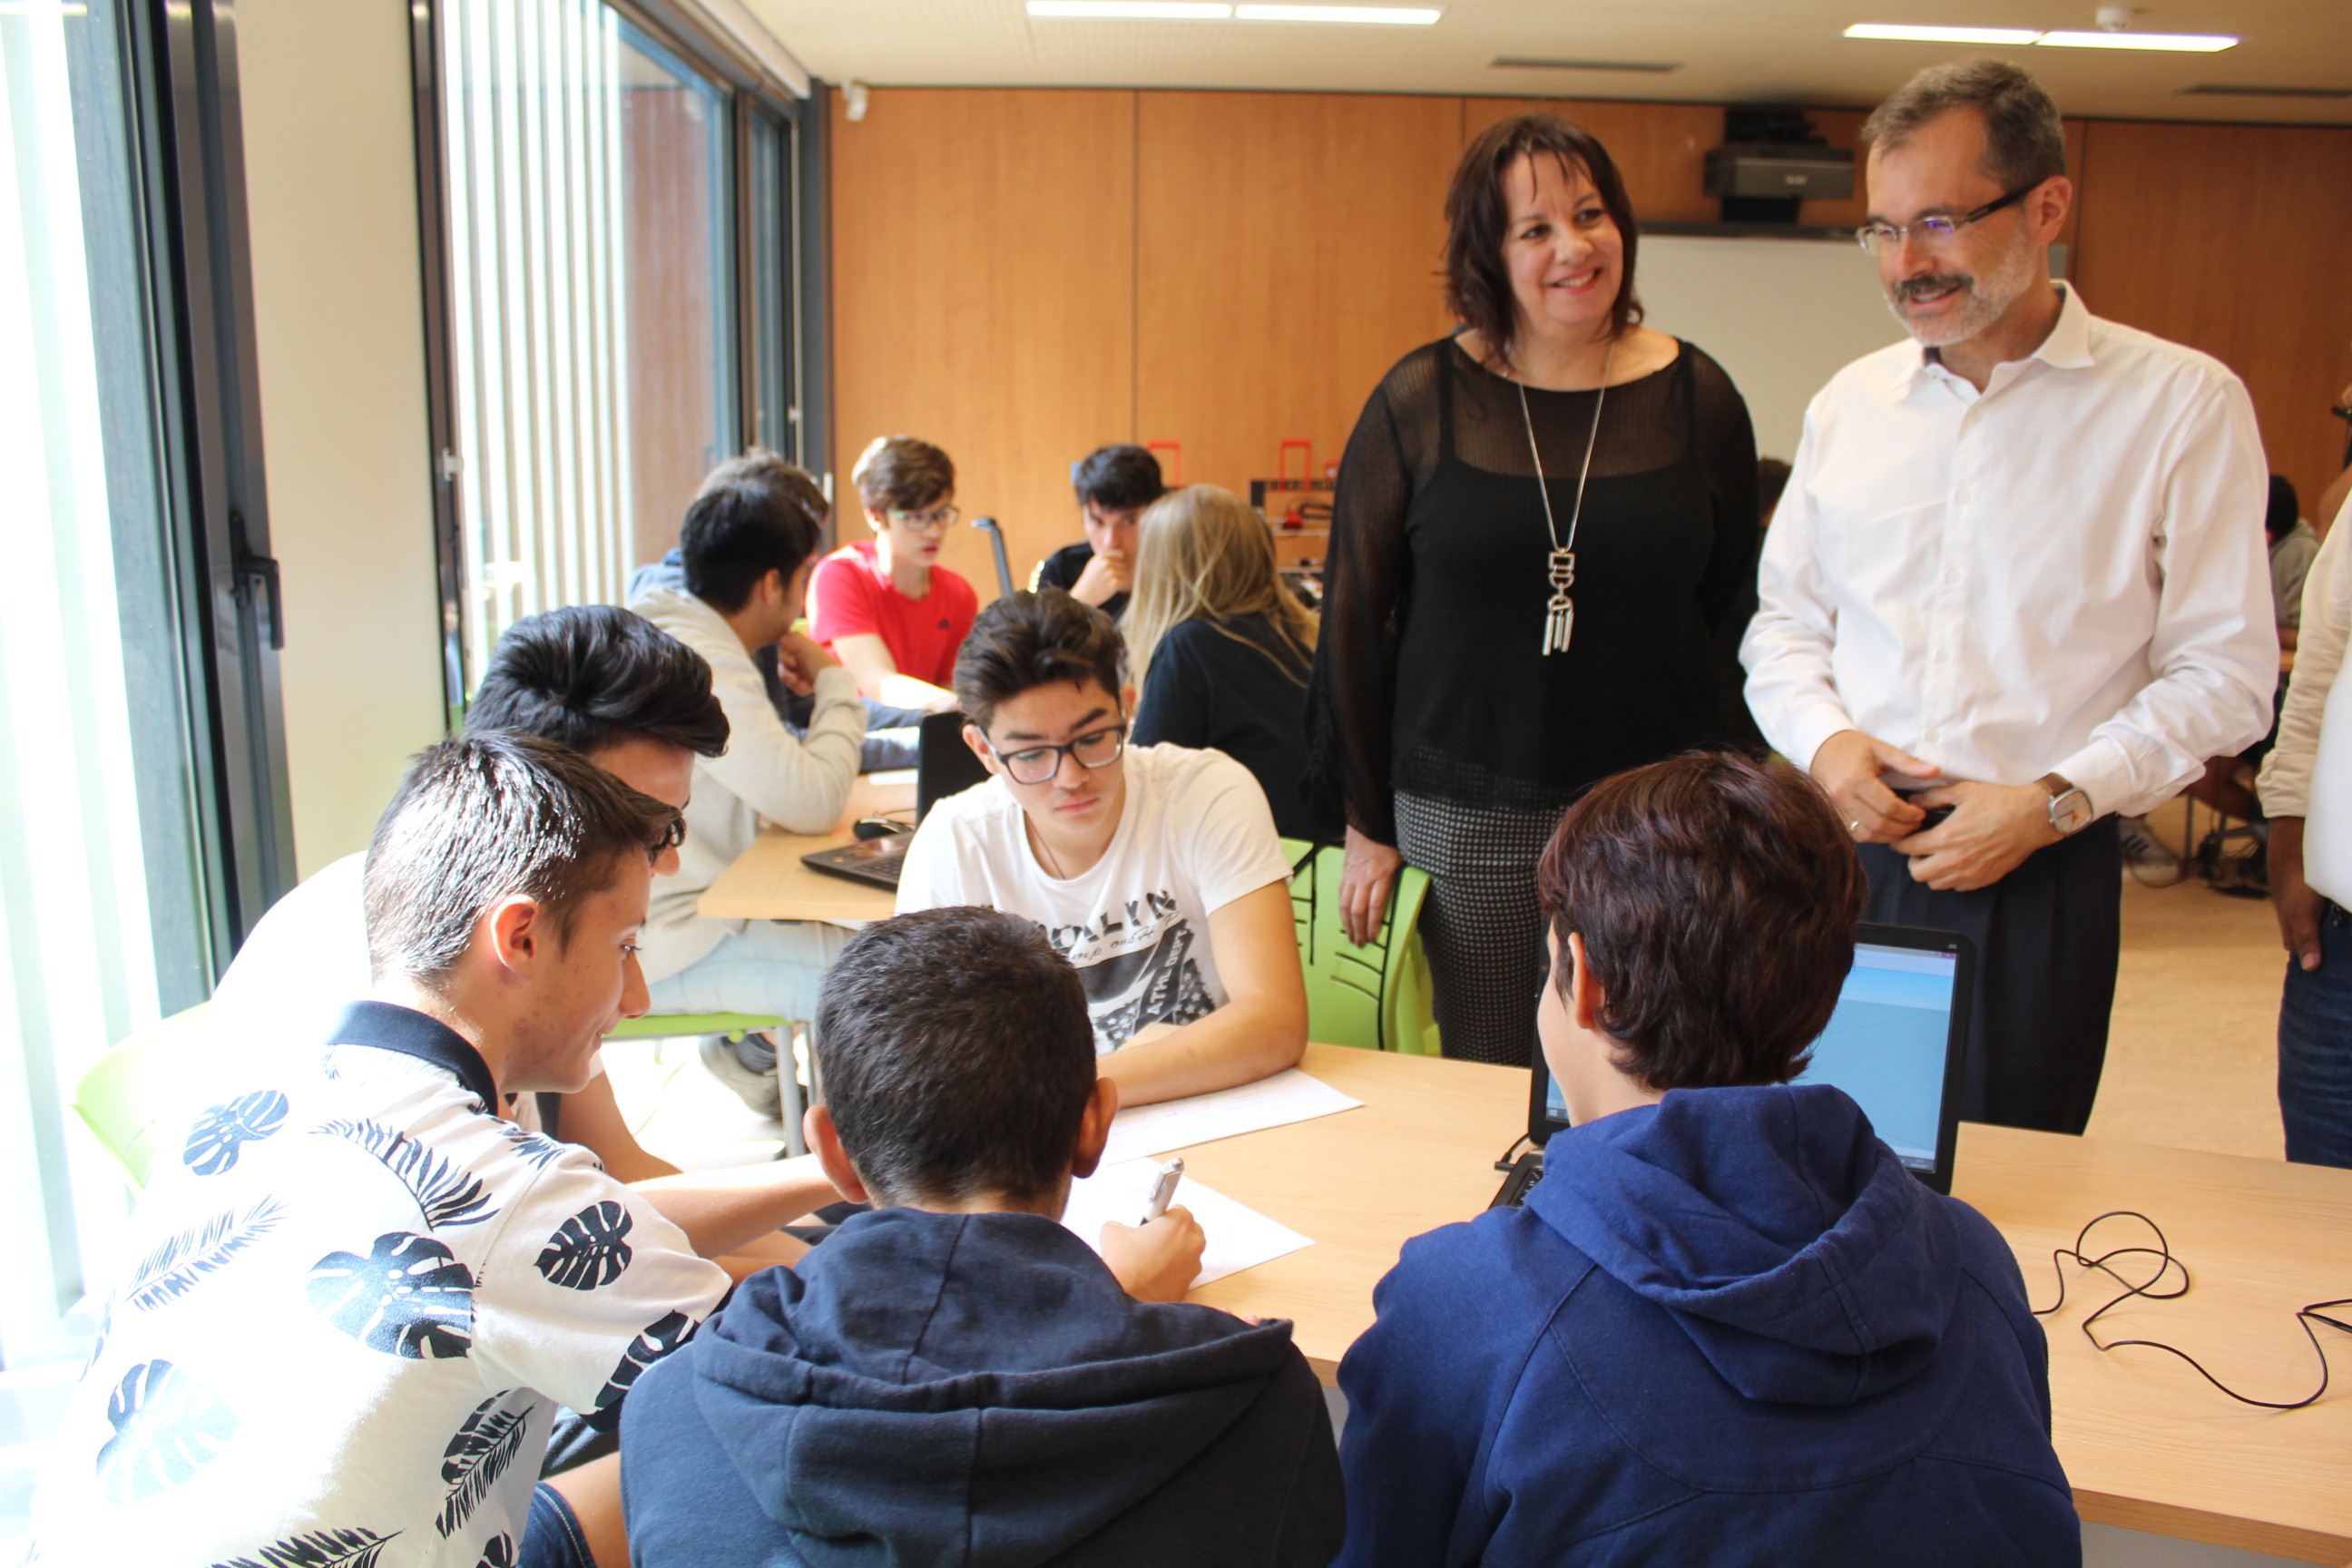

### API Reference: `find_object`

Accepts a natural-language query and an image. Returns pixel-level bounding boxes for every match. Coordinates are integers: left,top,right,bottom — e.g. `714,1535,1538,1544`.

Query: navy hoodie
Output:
622,1206,1345,1567
1335,1083,2079,1567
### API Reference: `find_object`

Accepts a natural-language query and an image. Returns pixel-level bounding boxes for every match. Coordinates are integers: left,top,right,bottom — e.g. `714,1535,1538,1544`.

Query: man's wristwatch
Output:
2039,773,2094,837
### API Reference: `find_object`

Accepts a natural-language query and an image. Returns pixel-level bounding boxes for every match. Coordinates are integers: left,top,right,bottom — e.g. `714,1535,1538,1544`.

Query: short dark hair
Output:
815,907,1097,1206
364,733,681,985
1071,445,1165,513
680,451,828,613
1862,61,2067,194
851,435,956,514
2268,474,2301,541
466,605,728,759
1446,113,1642,364
1537,751,1863,1091
952,589,1126,732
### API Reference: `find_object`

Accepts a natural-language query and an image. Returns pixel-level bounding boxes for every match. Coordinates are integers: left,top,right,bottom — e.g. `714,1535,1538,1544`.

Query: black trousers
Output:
1859,817,2122,1135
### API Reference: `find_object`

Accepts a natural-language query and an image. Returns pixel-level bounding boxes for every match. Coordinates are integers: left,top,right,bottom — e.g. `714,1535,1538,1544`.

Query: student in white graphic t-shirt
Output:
895,589,1308,1105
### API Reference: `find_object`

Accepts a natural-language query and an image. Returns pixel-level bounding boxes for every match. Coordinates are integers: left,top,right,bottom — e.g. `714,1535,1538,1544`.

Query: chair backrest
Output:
1281,839,1438,1054
70,1003,222,1190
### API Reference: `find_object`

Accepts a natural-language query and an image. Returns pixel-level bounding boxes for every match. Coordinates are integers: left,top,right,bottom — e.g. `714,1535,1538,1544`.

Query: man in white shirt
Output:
895,589,1308,1105
2258,495,2352,1167
629,456,867,1118
1742,61,2275,1134
31,734,836,1568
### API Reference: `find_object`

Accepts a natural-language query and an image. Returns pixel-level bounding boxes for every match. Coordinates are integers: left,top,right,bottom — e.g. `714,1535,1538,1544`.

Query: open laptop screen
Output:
1532,924,1973,1192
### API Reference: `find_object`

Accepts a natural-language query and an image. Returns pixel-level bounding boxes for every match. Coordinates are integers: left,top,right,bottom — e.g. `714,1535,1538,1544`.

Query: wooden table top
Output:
1182,1046,2352,1563
1954,1122,2352,1563
695,775,913,925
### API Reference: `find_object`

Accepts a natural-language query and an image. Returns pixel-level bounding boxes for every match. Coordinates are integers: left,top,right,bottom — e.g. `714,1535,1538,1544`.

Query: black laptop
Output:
1492,923,1975,1204
800,710,991,891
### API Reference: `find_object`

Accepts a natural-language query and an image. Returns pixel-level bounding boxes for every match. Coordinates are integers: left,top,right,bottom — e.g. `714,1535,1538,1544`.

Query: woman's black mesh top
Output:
1305,335,1763,846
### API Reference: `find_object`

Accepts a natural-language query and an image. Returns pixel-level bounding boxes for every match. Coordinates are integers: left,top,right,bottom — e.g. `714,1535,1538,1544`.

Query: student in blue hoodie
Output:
621,906,1348,1567
1335,750,2081,1567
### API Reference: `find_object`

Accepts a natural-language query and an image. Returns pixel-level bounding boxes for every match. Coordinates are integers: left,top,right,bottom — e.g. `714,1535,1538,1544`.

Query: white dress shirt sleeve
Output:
2259,495,2352,819
2050,377,2278,818
1741,396,1858,773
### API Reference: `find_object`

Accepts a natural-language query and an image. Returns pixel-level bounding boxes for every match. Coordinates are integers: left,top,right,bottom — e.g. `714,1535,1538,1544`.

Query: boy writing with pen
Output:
619,906,1347,1567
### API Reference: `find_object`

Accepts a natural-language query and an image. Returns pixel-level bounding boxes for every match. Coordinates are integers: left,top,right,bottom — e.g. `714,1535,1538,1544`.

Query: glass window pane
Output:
0,0,214,1367
437,0,735,691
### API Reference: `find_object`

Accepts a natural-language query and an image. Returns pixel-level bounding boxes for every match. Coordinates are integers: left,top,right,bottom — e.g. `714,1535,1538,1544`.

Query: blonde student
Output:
1125,484,1339,844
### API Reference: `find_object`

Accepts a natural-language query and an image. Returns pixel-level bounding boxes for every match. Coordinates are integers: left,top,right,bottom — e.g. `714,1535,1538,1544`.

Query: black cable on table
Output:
2030,1210,2352,1411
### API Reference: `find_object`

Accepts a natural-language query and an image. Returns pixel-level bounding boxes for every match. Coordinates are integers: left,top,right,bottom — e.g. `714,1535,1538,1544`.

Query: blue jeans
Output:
644,917,850,1024
521,1481,593,1568
2279,900,2352,1168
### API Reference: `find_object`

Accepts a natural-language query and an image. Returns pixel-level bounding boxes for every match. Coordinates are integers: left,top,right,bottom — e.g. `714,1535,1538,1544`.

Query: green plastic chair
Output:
603,1012,783,1046
71,1003,224,1191
1281,838,1439,1054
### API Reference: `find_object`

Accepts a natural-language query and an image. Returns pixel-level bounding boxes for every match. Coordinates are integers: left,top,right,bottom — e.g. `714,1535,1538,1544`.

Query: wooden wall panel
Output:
1134,93,1459,503
828,88,1135,602
2073,121,2352,514
1465,97,1720,222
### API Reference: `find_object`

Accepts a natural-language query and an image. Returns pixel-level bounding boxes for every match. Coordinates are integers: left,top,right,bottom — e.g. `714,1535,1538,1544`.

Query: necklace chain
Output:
1511,338,1614,656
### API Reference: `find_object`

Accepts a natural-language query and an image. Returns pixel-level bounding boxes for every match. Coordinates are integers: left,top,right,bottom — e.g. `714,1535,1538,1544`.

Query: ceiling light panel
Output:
1492,56,1681,73
2035,29,2237,50
1025,2,1233,17
1844,23,2043,44
1233,5,1441,21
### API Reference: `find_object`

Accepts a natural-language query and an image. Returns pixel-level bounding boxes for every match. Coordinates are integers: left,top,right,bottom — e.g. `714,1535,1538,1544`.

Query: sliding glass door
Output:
0,0,289,1372
417,0,817,704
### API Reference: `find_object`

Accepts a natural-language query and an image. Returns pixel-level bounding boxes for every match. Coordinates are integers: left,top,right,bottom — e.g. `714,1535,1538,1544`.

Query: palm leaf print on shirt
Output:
307,1231,475,1359
436,1390,533,1537
588,1308,693,1426
496,1124,566,1171
183,1090,289,1175
318,1119,495,1229
122,1200,282,1312
475,1532,515,1568
535,1200,633,1290
213,1526,398,1568
95,1358,237,1503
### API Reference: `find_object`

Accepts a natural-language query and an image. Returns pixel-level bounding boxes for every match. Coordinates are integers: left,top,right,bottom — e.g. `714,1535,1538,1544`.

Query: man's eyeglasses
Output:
983,720,1128,786
1854,184,2037,255
887,503,961,533
650,815,687,855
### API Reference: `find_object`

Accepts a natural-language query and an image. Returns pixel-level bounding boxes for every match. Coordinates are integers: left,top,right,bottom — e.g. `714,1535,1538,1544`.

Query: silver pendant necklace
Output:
1513,337,1613,656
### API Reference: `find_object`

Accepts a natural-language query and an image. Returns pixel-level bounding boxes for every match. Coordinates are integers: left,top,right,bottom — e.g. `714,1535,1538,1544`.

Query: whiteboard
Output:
1634,232,1907,466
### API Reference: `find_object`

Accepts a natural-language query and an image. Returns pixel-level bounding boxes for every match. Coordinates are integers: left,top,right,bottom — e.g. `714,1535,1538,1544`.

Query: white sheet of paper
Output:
1100,1067,1363,1167
1061,1157,1314,1288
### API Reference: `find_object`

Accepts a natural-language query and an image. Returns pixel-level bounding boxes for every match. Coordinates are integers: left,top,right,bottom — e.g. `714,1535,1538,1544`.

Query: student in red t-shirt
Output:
808,435,979,713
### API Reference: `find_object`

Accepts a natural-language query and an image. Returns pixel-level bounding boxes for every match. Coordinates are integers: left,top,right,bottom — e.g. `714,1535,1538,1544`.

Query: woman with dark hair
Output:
1306,113,1762,1067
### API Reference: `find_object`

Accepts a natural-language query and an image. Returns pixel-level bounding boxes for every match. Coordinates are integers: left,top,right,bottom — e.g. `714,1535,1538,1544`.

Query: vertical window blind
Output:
435,0,735,690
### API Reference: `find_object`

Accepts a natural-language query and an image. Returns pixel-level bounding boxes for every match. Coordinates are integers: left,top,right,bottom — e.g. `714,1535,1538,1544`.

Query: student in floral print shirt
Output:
31,736,826,1568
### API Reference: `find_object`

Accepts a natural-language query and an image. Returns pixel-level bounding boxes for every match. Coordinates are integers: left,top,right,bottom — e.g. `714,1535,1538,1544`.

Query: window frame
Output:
407,0,826,714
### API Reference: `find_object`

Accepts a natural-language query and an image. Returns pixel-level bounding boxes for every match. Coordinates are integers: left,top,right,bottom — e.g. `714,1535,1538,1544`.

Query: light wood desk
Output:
695,774,914,925
1183,1046,2352,1565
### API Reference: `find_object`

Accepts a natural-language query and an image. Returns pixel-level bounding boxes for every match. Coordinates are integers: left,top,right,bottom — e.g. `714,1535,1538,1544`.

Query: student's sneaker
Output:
698,1034,782,1120
2116,815,2181,877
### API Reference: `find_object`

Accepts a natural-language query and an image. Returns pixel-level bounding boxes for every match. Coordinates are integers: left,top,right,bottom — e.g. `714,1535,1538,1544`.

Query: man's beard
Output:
1883,233,2038,348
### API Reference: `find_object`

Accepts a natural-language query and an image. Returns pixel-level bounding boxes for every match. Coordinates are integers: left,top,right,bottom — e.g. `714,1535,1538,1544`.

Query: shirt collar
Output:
328,1000,498,1111
1889,280,2093,399
2029,280,2094,369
